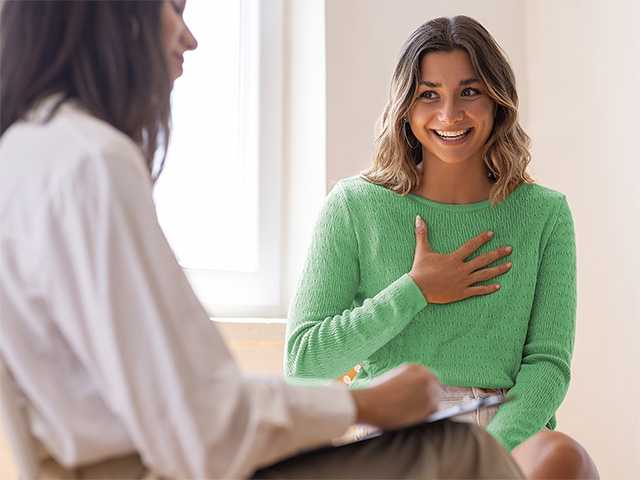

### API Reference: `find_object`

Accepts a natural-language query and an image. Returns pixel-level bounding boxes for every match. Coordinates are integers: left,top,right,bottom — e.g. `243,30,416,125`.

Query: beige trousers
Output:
254,421,523,479
40,420,523,479
438,385,508,425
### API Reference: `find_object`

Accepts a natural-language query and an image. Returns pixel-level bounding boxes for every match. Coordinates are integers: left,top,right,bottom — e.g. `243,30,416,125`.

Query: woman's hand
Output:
350,364,441,429
409,215,512,304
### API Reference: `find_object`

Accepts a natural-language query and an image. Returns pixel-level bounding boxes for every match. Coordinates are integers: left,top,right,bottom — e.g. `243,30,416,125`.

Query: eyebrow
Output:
418,78,481,88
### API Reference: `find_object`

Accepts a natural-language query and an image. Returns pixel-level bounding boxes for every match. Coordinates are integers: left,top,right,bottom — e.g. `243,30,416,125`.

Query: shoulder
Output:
511,182,570,214
0,98,150,201
331,175,397,205
519,182,566,202
0,98,154,229
510,183,573,238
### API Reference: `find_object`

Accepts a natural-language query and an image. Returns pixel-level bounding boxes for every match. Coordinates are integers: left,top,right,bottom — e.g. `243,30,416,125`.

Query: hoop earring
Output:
484,157,498,180
403,120,419,149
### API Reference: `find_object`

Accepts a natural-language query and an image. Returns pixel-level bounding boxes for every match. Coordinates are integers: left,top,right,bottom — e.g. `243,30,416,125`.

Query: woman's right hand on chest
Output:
408,215,512,304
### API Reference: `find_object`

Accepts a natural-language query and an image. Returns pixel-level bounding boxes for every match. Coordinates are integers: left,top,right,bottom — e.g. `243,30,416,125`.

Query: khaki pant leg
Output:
39,452,162,480
254,420,524,479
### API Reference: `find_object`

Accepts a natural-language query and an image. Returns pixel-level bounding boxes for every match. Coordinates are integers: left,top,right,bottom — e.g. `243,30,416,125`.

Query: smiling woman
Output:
363,16,532,205
286,15,599,480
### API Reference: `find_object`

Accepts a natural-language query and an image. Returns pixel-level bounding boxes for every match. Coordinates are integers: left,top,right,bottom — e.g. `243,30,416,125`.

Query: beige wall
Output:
324,0,639,477
524,1,640,477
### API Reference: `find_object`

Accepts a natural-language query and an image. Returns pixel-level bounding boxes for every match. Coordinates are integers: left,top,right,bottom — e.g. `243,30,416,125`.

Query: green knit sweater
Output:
285,176,576,451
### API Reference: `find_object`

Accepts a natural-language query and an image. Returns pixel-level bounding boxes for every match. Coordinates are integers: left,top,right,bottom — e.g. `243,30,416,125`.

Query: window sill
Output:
212,317,286,375
211,317,287,325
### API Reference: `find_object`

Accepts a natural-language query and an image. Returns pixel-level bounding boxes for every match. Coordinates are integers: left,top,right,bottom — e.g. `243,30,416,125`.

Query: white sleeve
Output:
41,150,355,479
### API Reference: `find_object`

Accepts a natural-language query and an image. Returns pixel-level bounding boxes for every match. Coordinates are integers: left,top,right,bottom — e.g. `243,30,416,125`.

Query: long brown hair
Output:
363,16,533,204
0,0,171,178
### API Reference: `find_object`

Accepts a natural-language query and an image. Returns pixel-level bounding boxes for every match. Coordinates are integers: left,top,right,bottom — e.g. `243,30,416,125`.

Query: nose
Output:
182,24,198,51
437,98,464,125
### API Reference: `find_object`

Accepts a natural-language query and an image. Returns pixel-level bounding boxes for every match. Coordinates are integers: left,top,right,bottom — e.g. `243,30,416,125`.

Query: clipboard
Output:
348,394,512,444
423,394,509,423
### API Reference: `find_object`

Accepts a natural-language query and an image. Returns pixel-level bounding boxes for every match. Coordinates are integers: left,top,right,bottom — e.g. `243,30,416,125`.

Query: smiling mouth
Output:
432,128,473,142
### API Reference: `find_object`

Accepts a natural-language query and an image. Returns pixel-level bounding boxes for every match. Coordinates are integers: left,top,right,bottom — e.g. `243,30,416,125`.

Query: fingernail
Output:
415,215,422,228
506,262,512,268
495,284,501,290
506,246,512,253
487,231,494,238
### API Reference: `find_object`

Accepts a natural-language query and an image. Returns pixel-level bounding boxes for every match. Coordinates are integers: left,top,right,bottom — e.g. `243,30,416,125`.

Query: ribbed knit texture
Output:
286,176,576,451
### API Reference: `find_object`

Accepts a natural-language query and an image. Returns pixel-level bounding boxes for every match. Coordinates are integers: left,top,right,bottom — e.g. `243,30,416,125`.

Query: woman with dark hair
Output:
0,0,176,171
286,16,598,479
0,2,524,479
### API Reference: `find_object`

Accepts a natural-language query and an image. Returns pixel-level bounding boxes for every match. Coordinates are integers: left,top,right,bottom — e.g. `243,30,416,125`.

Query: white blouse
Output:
0,99,354,479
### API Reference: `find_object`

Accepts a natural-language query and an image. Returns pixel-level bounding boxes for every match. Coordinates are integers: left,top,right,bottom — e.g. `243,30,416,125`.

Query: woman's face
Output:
161,0,197,82
408,49,495,166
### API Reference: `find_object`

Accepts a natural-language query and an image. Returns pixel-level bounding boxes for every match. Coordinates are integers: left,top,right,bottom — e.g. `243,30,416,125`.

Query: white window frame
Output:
182,0,283,318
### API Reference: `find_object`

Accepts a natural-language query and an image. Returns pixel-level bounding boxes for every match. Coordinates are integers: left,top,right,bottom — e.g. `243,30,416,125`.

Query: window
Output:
154,0,283,317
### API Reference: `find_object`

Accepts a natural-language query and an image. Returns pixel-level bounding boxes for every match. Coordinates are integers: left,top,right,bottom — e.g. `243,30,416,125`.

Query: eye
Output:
419,90,439,101
461,87,480,97
171,0,184,16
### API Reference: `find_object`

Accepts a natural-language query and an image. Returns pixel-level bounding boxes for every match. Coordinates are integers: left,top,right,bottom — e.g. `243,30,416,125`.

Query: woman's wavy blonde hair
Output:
362,16,533,204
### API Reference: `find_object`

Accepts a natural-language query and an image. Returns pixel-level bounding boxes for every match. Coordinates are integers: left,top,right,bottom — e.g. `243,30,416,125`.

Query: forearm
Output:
286,274,427,379
487,357,570,451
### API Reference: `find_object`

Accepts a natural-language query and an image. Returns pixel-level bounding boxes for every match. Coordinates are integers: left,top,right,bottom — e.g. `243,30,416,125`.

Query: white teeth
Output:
435,129,470,138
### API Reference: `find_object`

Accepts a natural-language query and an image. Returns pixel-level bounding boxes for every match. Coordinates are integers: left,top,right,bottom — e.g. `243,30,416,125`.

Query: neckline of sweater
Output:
405,182,528,212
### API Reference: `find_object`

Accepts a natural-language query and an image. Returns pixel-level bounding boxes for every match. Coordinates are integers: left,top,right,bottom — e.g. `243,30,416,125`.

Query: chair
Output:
0,355,40,479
